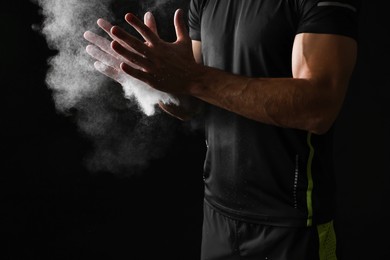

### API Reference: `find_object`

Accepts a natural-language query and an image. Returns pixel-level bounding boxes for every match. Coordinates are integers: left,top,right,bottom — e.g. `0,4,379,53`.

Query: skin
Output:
84,8,357,135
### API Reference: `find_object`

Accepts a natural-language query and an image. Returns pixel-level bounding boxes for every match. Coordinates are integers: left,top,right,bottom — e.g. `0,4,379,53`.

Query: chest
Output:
200,0,297,52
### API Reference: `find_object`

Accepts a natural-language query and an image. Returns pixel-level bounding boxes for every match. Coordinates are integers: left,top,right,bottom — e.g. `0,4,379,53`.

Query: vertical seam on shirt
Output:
306,132,314,226
293,154,299,208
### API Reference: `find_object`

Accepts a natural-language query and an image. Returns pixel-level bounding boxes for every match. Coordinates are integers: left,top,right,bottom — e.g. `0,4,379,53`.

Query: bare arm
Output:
192,40,203,63
189,33,357,134
106,9,357,134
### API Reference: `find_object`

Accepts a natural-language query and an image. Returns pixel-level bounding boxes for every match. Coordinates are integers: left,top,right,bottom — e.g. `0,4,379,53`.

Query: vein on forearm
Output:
190,67,336,133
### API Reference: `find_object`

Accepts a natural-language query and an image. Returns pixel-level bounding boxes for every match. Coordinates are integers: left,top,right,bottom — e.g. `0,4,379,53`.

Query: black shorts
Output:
201,200,337,260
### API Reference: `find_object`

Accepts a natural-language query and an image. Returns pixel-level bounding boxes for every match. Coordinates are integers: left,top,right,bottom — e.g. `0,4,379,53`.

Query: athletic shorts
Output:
201,200,337,260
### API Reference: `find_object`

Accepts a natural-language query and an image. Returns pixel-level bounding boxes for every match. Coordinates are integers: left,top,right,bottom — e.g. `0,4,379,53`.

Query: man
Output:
84,0,360,259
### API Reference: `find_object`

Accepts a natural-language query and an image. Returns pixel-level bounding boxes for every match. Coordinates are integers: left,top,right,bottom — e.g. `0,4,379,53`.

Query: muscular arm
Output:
106,9,357,134
188,33,357,134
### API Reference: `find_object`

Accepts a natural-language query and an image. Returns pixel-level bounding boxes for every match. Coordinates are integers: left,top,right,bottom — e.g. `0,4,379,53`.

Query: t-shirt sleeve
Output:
296,0,361,41
188,0,202,41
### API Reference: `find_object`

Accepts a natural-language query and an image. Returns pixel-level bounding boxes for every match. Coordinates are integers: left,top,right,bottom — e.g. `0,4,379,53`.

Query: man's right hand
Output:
83,11,203,120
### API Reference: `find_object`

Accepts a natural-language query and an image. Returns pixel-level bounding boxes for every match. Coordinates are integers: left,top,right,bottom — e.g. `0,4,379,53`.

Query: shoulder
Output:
296,0,361,41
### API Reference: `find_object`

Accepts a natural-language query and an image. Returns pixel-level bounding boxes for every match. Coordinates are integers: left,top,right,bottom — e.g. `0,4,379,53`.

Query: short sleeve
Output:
296,0,361,41
188,0,202,41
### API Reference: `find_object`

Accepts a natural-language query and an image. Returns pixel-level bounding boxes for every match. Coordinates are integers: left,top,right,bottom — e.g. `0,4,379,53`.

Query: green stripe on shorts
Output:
317,220,337,260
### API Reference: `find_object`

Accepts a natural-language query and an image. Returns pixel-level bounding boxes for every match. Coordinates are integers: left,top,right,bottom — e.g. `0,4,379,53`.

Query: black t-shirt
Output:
188,0,360,227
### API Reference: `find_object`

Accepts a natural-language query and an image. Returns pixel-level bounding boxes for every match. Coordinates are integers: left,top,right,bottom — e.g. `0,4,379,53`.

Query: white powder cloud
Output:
32,0,184,174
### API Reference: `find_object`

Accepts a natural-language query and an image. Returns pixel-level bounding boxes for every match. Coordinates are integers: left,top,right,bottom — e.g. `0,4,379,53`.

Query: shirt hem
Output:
204,198,312,227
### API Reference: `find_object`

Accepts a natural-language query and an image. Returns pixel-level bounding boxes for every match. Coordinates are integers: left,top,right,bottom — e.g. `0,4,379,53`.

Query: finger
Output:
124,13,159,45
174,9,190,42
111,41,153,71
144,12,159,37
120,62,155,86
86,44,123,69
84,31,125,61
97,18,145,56
110,26,150,57
94,61,126,84
97,18,115,39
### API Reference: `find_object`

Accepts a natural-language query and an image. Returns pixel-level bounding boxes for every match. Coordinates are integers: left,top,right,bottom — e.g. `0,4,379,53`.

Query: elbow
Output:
307,112,338,135
304,88,345,135
308,121,332,135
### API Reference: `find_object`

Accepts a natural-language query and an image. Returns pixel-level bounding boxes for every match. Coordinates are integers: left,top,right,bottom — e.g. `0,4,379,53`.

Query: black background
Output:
2,1,389,259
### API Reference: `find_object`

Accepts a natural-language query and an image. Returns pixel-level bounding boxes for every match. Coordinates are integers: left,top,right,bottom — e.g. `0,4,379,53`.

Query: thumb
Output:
174,9,190,42
144,12,159,37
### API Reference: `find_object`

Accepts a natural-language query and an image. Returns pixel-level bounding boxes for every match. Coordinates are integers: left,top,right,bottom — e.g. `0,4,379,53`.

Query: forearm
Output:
187,65,346,134
94,11,354,131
